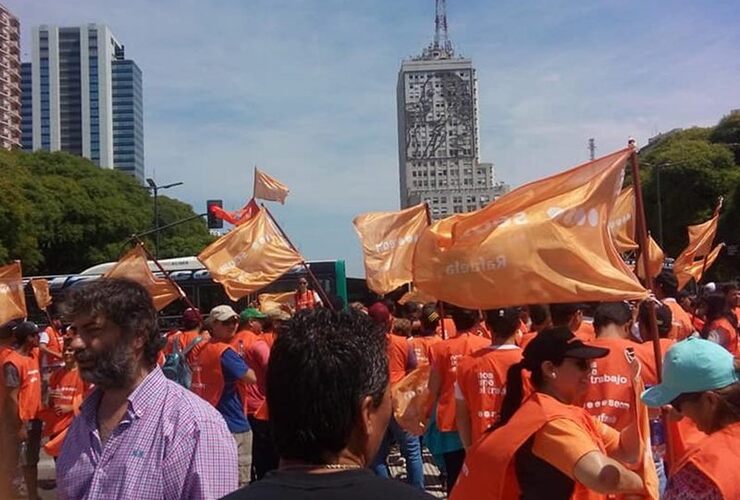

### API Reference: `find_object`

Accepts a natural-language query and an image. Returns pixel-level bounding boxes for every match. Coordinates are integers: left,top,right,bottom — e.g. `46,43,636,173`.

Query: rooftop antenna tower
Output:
588,138,596,161
434,0,453,53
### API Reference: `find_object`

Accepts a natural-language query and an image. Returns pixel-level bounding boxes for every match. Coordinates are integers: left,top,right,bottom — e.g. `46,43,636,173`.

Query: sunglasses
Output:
298,281,307,285
670,392,703,412
565,357,591,371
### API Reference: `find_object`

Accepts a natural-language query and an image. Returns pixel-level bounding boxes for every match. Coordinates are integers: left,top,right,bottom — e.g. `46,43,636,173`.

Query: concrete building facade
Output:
0,4,21,150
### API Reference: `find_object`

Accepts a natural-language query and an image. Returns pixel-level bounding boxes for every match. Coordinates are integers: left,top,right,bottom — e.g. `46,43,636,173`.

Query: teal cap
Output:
641,337,739,407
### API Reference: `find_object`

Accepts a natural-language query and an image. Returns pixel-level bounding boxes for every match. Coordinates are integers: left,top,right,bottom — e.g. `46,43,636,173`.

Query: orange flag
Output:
413,148,648,308
254,168,290,204
0,262,26,326
198,209,303,300
30,278,52,311
353,203,429,295
258,291,294,312
632,375,660,499
609,186,638,254
105,246,182,311
675,243,724,290
392,365,432,436
636,235,665,280
398,288,436,305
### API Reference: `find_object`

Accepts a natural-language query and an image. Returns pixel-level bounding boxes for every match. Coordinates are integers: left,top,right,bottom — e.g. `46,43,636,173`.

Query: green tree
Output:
710,110,740,164
0,150,214,275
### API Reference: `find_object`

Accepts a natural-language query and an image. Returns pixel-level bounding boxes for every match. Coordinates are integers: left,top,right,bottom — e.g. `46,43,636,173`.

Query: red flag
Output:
210,198,260,226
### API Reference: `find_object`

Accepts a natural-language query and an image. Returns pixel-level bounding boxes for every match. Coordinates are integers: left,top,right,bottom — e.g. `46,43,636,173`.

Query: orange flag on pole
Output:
353,203,429,295
105,246,182,311
198,209,303,300
30,278,52,311
413,148,648,309
636,235,665,280
673,199,723,290
258,291,294,312
609,186,638,254
0,262,26,326
675,243,724,290
254,168,290,204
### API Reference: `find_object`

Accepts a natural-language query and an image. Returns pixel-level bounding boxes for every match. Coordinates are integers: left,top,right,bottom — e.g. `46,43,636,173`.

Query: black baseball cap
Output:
521,326,609,370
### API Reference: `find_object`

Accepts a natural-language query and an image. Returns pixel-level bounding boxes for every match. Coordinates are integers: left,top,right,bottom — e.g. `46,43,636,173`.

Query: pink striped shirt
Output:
57,367,238,499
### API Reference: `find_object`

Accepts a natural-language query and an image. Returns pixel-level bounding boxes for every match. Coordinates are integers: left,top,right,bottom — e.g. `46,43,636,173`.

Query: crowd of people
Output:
0,267,738,499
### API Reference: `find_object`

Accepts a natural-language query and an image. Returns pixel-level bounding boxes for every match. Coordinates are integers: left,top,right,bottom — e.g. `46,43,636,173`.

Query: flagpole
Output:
133,239,199,312
629,147,676,466
253,165,257,199
260,205,337,312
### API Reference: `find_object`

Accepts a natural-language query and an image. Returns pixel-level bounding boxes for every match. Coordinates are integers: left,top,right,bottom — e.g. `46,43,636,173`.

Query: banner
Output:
413,148,648,308
254,168,290,204
353,203,429,295
0,262,26,326
31,278,52,311
609,186,638,254
636,235,665,280
673,200,723,289
675,243,724,290
258,291,294,312
198,209,303,300
105,246,182,311
398,288,437,306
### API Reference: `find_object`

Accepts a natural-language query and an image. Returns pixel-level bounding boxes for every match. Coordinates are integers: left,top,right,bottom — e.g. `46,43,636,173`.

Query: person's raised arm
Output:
574,450,644,495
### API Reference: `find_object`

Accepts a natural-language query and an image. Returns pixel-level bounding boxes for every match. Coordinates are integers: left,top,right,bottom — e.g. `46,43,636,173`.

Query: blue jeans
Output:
654,458,667,496
371,417,425,489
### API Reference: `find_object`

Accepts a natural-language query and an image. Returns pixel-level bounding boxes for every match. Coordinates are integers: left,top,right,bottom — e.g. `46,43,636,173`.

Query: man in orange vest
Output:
293,276,322,312
655,270,696,340
2,321,42,500
191,305,257,486
367,302,425,489
428,307,490,493
0,321,20,496
38,319,64,377
164,307,205,354
455,307,523,448
550,302,595,342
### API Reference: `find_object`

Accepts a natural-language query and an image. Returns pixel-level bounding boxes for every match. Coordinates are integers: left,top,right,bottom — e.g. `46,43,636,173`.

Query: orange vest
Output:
456,345,523,443
582,337,637,431
451,392,606,500
409,335,442,367
190,342,232,407
4,351,42,421
431,333,491,432
387,333,411,385
519,331,538,349
295,290,316,311
706,317,738,355
40,366,85,436
672,422,740,498
663,300,694,341
41,326,64,368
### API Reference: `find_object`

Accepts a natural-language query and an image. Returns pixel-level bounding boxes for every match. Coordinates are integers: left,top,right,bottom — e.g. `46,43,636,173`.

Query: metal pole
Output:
153,187,159,258
656,165,663,247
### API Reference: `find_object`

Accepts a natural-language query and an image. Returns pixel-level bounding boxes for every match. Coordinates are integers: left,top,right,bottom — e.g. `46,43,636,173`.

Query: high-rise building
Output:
397,1,508,220
0,4,21,150
20,62,31,149
24,24,144,182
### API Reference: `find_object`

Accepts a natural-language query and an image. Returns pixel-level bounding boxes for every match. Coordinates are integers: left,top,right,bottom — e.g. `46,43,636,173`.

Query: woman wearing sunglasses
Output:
641,337,740,500
452,326,646,499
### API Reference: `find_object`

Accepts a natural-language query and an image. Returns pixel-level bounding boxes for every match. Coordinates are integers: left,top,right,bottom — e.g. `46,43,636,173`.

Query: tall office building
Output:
24,24,144,181
397,1,507,220
0,4,21,150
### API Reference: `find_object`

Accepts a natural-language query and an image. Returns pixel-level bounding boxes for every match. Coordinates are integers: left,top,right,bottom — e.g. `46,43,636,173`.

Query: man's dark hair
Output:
266,308,388,464
656,270,679,298
638,301,673,338
549,303,583,326
528,304,550,326
484,308,521,339
593,302,632,331
60,278,163,366
450,307,479,332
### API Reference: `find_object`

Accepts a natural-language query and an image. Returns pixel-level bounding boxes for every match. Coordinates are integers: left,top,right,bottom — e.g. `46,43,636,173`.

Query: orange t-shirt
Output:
41,366,86,436
574,321,596,342
430,332,490,432
455,345,523,442
635,338,674,387
582,337,637,431
261,332,277,349
409,335,442,367
519,331,538,349
436,318,457,339
663,299,694,341
230,329,270,415
387,333,411,385
705,317,738,355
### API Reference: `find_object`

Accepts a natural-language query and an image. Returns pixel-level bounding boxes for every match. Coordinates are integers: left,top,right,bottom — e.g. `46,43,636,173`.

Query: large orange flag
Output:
31,278,52,311
609,186,638,254
105,246,182,311
353,203,429,295
636,235,665,280
413,148,648,308
0,262,26,326
198,209,303,300
673,200,722,289
675,243,724,290
254,168,290,204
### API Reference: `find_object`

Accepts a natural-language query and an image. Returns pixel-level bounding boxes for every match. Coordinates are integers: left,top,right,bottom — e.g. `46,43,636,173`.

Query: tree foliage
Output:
0,150,214,275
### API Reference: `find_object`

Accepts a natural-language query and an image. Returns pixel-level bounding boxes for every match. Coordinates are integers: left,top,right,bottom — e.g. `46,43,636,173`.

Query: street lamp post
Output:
146,178,184,258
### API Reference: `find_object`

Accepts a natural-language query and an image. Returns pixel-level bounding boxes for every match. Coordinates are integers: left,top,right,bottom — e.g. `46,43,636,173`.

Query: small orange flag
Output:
30,278,52,311
258,291,294,312
254,168,290,204
392,365,432,436
675,243,724,290
353,203,429,295
198,209,303,300
413,148,648,308
636,235,665,280
609,186,638,254
398,288,437,306
0,262,26,326
105,246,182,311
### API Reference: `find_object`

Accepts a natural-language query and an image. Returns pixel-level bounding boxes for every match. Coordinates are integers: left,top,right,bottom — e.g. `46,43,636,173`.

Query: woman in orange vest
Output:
701,294,738,355
452,326,645,500
641,337,740,499
408,304,442,367
293,277,322,311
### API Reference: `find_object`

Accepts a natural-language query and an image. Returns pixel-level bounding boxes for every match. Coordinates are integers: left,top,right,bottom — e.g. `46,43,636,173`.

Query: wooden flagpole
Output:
133,239,199,311
423,202,447,338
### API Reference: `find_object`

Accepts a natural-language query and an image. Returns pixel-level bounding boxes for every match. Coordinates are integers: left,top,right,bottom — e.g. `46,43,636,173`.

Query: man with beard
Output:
56,278,238,500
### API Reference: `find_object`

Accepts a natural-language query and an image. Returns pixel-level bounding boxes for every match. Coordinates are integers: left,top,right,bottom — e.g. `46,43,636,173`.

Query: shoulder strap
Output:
182,336,203,357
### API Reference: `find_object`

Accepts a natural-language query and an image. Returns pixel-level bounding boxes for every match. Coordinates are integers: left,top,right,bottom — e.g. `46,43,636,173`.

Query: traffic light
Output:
207,199,224,229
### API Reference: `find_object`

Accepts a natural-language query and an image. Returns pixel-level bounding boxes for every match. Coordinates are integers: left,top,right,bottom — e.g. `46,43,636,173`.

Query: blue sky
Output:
9,0,739,277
